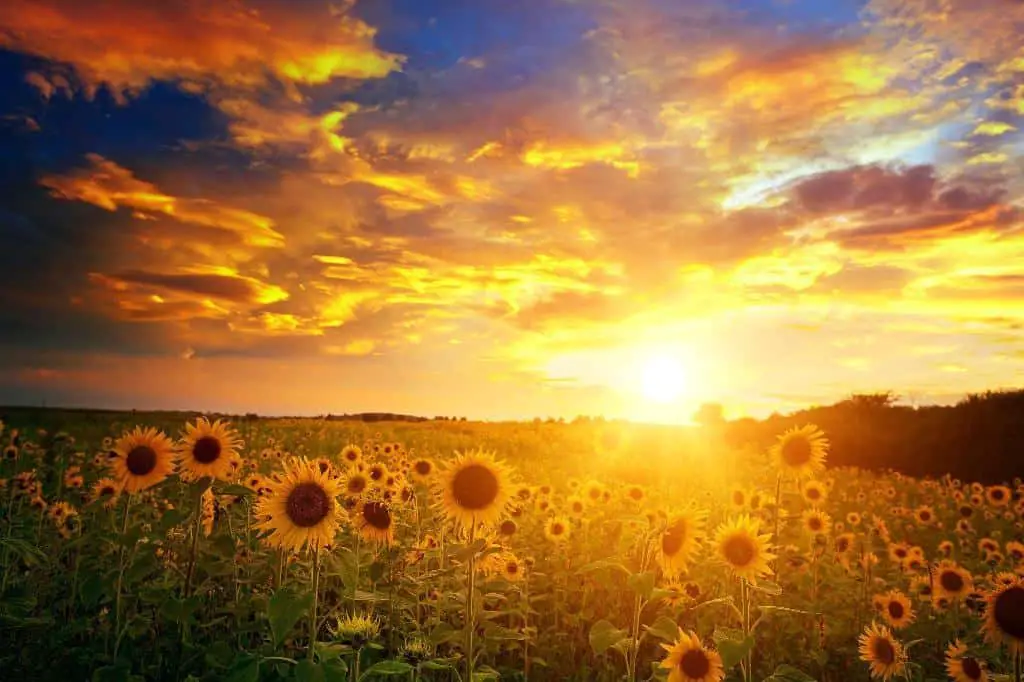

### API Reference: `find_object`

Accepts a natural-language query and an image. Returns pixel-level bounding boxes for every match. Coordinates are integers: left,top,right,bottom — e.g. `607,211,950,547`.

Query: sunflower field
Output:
0,413,1022,682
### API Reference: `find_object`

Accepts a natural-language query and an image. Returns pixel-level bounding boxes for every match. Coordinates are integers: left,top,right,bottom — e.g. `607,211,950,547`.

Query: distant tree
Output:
693,402,725,428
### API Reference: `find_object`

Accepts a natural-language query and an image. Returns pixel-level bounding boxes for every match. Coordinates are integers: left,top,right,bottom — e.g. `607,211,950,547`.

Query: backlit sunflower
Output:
544,516,571,543
254,457,343,553
90,477,121,508
658,631,725,682
944,640,988,682
177,417,243,483
343,470,370,499
625,484,645,504
354,499,395,545
877,590,915,629
657,509,707,577
914,506,935,525
712,514,775,584
502,554,524,582
982,576,1024,655
436,450,512,534
934,560,973,601
567,495,586,519
582,480,605,505
410,458,434,483
858,622,905,681
802,509,832,536
729,487,747,509
339,444,362,468
110,426,176,493
985,485,1011,507
770,424,828,478
801,480,827,505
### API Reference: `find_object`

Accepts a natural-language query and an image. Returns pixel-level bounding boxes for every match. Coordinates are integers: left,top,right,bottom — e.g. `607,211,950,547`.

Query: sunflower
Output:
712,515,775,584
834,532,856,555
177,417,243,483
944,640,988,682
658,631,725,682
582,480,605,505
801,480,827,505
90,477,122,508
934,560,973,601
498,519,518,538
254,458,343,553
985,485,1011,508
847,512,862,526
729,487,747,509
657,510,707,577
877,590,915,629
368,462,388,483
982,576,1024,655
436,450,513,534
410,458,434,482
544,516,571,543
567,495,587,519
770,424,828,477
353,499,395,545
802,509,832,536
343,471,370,498
914,506,935,525
625,484,646,504
858,623,905,681
502,555,524,582
110,426,176,493
339,444,362,468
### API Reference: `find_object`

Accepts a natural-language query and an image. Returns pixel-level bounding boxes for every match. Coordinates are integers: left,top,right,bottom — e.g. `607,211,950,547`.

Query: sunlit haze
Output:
1,0,1023,422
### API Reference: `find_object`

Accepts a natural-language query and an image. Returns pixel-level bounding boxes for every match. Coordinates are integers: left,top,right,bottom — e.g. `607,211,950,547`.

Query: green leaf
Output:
576,558,632,576
747,579,782,596
643,616,680,643
227,656,259,682
713,629,754,670
294,659,326,682
451,538,488,562
429,622,460,645
763,664,818,681
269,588,313,648
321,660,348,682
357,660,414,679
217,483,256,498
589,619,629,656
626,571,656,600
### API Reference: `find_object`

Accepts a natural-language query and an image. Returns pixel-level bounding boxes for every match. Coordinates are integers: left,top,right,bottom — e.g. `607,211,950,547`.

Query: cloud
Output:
40,154,285,247
1,0,402,99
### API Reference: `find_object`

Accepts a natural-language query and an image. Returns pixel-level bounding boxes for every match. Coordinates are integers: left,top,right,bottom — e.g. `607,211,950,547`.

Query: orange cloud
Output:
41,154,285,247
2,0,402,99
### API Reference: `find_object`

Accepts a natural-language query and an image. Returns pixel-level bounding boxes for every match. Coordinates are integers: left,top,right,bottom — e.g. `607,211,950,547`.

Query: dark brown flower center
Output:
991,489,1005,501
629,487,643,500
362,501,392,530
733,491,745,505
499,520,517,536
807,488,821,501
887,601,904,620
961,657,982,680
451,463,499,510
837,537,850,552
993,585,1024,639
506,561,519,575
780,436,812,467
872,637,895,665
939,570,965,593
723,535,756,567
192,436,222,464
318,460,330,474
126,445,157,476
369,466,385,481
285,482,331,527
100,485,116,496
662,522,687,557
809,518,822,532
414,460,431,475
550,522,564,535
347,475,367,494
960,506,973,518
679,649,711,679
685,583,701,599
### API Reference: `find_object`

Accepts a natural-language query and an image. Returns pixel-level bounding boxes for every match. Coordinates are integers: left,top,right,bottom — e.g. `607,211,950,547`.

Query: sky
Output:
0,0,1023,422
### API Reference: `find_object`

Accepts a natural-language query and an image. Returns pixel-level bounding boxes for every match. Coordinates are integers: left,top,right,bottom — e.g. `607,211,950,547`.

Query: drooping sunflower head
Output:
858,622,905,681
657,509,707,577
658,631,725,682
771,424,828,477
110,426,177,493
435,450,513,534
944,640,988,682
713,514,775,584
353,498,395,545
254,457,343,554
544,516,571,543
177,417,243,483
982,576,1024,655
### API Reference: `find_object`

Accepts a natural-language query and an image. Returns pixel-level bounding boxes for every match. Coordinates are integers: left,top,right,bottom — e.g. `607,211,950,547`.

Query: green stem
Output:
309,545,321,661
113,494,134,658
0,488,19,593
466,524,477,682
1015,652,1021,682
352,532,361,613
183,491,205,598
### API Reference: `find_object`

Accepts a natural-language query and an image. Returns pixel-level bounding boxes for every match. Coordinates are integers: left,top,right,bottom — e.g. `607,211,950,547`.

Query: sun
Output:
641,354,687,403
